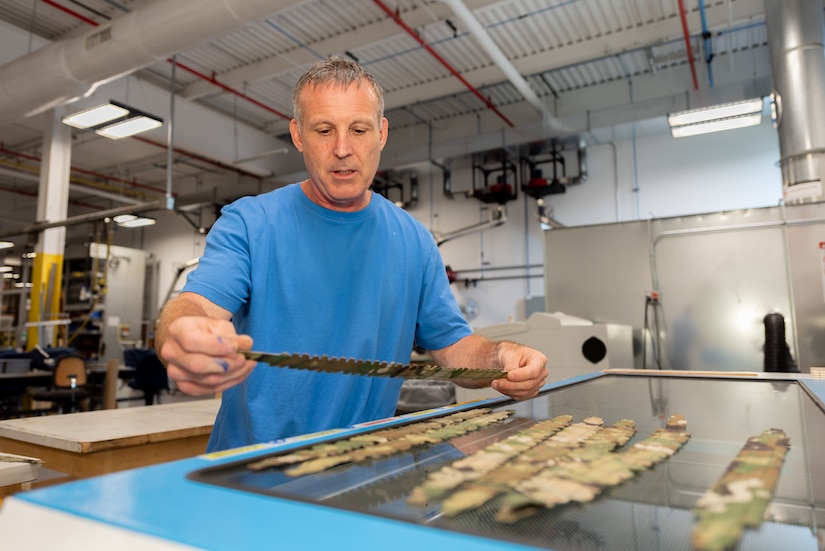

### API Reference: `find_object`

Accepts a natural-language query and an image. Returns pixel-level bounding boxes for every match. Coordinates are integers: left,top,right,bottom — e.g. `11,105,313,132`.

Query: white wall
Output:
129,117,783,333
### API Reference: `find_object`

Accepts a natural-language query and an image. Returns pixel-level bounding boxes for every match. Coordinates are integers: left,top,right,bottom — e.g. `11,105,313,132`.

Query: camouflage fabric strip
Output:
247,408,497,471
243,350,508,381
495,413,689,523
691,428,790,551
407,415,576,506
246,408,515,475
437,417,639,517
283,410,515,477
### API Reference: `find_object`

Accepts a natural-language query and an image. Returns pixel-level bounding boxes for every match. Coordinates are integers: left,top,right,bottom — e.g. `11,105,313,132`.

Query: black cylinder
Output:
764,313,797,372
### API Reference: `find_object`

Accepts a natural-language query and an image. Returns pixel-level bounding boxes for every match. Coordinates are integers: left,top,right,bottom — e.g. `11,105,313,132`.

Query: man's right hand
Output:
155,293,257,396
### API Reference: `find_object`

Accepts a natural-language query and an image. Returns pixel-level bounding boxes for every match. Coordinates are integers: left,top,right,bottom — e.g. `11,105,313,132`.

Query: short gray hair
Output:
292,57,385,126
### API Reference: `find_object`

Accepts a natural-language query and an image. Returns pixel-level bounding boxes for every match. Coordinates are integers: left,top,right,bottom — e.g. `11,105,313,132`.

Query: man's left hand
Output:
490,341,548,400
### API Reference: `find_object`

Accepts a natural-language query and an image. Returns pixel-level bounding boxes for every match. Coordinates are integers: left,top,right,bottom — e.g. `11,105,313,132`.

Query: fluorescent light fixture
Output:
668,98,764,138
112,214,137,224
62,100,163,140
0,241,13,250
117,216,156,228
62,102,129,129
0,266,11,273
95,115,163,140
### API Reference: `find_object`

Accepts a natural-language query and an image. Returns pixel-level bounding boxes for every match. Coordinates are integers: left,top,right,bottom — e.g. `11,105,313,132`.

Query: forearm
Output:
429,334,505,389
430,334,548,398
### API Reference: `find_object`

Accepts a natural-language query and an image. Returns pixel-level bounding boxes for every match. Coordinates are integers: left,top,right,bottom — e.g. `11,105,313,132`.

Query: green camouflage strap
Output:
691,428,790,551
242,350,508,381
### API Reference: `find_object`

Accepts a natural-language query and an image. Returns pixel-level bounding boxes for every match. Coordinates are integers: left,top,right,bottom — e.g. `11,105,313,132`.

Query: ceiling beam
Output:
383,1,766,110
180,0,502,99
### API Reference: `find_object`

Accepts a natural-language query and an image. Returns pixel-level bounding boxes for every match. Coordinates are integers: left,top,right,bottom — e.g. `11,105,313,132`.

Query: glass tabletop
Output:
189,374,825,550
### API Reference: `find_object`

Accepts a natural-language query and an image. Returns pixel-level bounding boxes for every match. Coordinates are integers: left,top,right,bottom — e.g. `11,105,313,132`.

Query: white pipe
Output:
439,0,564,131
0,0,292,124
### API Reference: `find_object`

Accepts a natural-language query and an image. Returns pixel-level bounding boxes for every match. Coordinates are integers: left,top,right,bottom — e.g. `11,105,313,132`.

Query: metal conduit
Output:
438,0,563,130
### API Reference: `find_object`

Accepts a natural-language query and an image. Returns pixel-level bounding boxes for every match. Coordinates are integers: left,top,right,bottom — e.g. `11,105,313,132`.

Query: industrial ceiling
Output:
0,0,775,236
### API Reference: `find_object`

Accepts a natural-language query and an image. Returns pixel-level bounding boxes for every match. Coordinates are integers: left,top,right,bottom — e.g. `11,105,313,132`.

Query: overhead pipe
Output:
40,0,98,26
0,164,122,209
764,0,825,203
35,0,292,122
0,0,294,124
6,0,279,182
172,61,290,121
438,0,563,131
132,136,267,179
433,204,506,246
535,198,564,229
372,0,515,128
697,0,715,88
676,0,700,90
0,162,145,205
0,144,167,196
0,199,163,240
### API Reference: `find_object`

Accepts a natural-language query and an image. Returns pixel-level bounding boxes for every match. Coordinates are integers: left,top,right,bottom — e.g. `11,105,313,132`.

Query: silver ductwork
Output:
764,0,825,203
0,0,290,125
438,0,564,132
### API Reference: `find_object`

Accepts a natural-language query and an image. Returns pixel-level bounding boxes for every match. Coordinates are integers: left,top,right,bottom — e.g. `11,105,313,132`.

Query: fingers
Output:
159,316,256,395
492,344,548,401
169,359,256,396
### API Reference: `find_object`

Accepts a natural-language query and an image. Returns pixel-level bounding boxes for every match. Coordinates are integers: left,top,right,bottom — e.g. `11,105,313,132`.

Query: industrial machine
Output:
457,312,633,402
3,369,821,550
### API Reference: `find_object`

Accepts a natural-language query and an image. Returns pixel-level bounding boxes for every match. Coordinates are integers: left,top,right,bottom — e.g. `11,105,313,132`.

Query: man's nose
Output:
334,134,353,157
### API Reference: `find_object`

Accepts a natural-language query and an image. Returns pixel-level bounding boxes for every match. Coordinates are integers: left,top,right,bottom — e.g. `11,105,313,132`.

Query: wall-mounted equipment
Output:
520,137,588,199
372,169,419,209
667,98,763,138
62,100,163,140
471,149,518,205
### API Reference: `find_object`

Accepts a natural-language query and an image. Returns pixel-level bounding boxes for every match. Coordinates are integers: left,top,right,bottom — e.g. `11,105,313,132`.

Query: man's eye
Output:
317,128,332,135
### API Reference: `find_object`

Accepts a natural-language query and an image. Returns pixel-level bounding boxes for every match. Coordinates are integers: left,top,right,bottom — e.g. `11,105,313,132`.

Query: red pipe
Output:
372,0,515,128
40,0,98,27
676,0,699,91
0,144,169,195
39,0,289,120
171,61,290,120
131,136,265,180
0,180,112,210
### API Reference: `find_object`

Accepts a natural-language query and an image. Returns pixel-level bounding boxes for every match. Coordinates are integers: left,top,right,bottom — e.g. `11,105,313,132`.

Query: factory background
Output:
0,0,817,374
2,2,825,549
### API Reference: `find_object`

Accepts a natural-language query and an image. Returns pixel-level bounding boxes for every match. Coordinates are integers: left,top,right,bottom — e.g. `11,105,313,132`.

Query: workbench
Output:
0,452,41,496
0,398,219,481
0,372,823,550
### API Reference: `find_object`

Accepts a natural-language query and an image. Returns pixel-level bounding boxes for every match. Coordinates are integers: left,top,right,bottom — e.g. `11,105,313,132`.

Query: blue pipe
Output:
698,0,715,88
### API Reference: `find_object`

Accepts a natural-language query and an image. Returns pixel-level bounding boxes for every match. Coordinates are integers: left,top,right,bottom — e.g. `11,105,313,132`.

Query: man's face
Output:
290,82,388,212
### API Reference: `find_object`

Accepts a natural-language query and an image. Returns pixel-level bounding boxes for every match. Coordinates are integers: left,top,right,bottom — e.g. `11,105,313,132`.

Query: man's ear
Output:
379,117,388,151
290,119,303,153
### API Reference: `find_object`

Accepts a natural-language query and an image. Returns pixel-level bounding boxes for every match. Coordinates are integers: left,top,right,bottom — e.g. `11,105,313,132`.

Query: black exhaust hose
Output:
763,313,798,372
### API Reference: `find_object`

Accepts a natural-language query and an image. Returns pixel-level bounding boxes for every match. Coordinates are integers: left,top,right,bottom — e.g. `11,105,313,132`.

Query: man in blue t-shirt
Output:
154,58,548,452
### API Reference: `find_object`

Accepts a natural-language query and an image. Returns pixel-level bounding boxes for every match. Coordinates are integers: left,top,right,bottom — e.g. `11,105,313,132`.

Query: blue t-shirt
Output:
183,183,472,451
